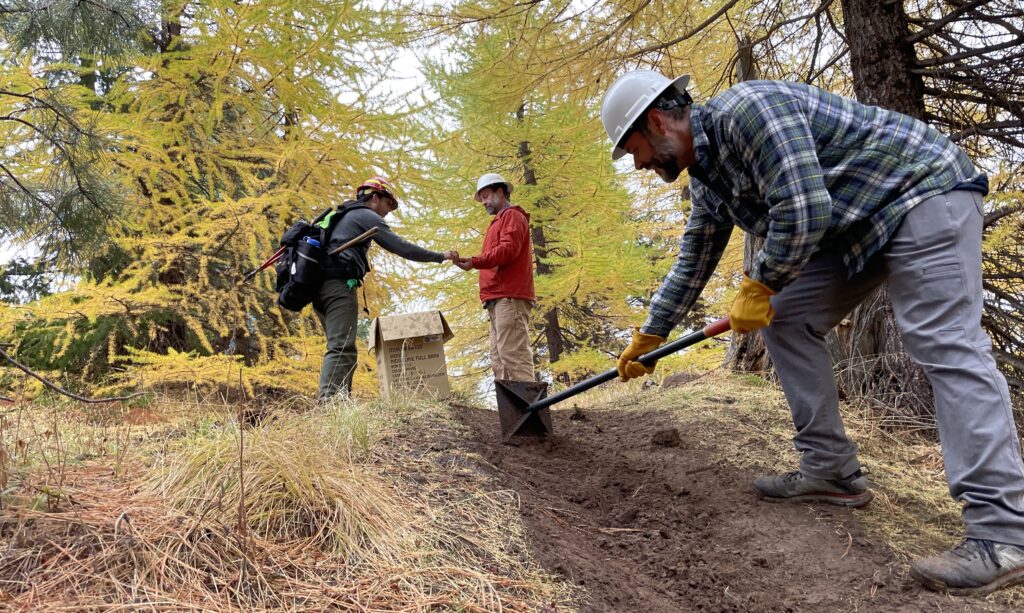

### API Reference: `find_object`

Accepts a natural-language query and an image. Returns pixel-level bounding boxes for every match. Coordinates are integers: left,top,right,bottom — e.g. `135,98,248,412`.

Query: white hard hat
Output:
601,70,690,160
475,173,513,201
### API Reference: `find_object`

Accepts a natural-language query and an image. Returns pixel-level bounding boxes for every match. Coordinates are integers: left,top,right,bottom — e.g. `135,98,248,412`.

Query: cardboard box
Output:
369,310,454,398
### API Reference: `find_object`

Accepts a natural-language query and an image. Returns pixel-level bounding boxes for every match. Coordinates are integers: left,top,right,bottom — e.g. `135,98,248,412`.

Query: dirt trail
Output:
453,403,1015,612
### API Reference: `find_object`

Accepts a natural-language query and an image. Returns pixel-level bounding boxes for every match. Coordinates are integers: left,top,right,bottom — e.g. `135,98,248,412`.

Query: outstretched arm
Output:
371,220,446,263
642,183,734,338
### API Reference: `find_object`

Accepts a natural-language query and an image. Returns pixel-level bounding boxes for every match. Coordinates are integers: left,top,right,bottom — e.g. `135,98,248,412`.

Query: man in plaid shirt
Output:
601,70,1024,595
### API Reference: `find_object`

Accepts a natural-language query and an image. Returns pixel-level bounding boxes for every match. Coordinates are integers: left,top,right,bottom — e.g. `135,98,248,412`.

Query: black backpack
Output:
274,204,363,312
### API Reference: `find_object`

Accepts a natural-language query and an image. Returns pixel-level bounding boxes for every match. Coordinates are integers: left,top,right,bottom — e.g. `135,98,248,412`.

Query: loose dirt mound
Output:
454,402,1015,612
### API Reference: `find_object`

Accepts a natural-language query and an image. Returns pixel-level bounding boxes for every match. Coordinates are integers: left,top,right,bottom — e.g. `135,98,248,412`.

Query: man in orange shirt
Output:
455,173,536,381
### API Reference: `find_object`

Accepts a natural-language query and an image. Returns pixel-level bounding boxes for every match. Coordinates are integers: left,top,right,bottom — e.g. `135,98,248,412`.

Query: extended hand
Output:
442,250,460,261
730,274,775,334
453,257,474,271
616,328,667,381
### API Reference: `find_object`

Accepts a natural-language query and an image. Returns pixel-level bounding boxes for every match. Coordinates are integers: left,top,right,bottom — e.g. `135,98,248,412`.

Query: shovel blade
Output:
495,379,552,442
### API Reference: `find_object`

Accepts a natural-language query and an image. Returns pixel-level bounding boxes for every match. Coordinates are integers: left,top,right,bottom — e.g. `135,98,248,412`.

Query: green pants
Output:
313,279,358,399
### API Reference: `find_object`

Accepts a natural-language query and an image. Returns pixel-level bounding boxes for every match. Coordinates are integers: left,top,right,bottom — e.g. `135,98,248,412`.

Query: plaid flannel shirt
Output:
642,80,987,337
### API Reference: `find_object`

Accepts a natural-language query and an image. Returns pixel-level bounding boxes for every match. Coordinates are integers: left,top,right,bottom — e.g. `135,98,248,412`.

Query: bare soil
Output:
452,402,1018,612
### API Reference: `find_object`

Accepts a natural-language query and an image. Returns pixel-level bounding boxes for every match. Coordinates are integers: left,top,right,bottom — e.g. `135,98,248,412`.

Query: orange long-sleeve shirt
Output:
471,205,536,302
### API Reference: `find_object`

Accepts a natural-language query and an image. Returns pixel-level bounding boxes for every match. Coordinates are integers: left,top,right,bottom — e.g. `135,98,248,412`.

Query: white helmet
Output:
601,70,690,160
475,173,513,201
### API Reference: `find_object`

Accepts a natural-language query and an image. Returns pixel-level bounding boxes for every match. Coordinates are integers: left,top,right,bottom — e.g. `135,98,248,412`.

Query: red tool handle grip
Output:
702,317,731,338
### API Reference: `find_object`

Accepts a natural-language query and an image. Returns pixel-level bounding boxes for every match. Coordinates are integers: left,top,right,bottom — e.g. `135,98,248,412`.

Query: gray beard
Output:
651,138,682,183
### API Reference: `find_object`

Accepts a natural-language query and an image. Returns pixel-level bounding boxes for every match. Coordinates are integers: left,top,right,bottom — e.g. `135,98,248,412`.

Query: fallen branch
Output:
0,347,148,404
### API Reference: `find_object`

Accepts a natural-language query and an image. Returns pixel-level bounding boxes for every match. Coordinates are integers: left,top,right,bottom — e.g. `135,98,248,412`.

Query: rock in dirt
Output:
569,408,587,421
651,428,682,447
661,372,699,389
704,395,736,405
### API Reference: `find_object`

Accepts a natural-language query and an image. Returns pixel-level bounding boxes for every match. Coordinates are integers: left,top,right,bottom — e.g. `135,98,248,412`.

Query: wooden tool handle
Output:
327,226,379,256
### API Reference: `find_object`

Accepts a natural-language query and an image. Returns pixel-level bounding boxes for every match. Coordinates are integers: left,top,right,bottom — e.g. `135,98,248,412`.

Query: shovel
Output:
496,317,732,442
240,245,288,284
327,226,378,256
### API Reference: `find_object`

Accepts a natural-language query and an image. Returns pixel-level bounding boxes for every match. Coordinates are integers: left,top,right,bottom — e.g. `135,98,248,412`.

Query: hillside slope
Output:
451,372,1024,611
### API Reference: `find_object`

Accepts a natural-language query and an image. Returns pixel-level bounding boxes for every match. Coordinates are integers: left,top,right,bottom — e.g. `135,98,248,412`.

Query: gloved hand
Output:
730,274,775,334
617,328,667,381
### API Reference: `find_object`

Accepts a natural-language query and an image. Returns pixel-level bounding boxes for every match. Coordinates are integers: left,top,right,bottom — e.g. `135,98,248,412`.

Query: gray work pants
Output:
761,190,1024,545
313,279,359,399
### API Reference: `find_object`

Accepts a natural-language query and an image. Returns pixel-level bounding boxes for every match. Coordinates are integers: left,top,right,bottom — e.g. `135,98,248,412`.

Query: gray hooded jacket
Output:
321,200,444,280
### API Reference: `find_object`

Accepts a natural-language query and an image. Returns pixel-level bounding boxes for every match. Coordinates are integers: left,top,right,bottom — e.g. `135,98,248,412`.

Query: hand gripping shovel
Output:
496,317,732,442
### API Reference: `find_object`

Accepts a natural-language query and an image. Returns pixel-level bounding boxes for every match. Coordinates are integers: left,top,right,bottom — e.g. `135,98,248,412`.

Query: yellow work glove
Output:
617,328,667,381
730,274,776,334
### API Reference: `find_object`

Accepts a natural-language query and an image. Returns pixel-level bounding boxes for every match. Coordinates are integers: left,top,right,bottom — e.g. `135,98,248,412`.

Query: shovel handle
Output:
525,317,731,413
241,245,288,284
327,226,378,256
241,208,338,284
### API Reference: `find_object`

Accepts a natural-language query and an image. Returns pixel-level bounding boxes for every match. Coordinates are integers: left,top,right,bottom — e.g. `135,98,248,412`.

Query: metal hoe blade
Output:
495,379,552,442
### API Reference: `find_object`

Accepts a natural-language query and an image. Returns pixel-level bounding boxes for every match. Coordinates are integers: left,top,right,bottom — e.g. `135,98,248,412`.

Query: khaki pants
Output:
486,298,535,381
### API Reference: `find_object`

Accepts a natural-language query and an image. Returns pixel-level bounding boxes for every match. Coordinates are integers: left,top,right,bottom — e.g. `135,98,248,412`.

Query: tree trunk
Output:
724,35,773,374
79,57,97,95
530,224,565,363
724,228,773,373
841,0,926,118
833,0,935,419
517,103,564,367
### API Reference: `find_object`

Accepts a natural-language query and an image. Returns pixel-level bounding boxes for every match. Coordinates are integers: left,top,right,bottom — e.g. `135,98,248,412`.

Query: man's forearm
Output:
642,216,732,337
642,280,703,337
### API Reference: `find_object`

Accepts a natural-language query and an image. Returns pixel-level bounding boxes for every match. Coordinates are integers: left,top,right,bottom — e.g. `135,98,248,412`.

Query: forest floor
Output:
3,370,1024,610
449,370,1024,611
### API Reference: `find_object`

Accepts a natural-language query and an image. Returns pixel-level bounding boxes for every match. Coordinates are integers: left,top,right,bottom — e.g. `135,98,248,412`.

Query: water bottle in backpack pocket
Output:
276,225,324,312
291,237,321,285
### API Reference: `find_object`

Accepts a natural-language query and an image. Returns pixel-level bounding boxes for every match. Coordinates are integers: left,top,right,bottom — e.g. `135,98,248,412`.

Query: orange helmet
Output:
356,176,398,207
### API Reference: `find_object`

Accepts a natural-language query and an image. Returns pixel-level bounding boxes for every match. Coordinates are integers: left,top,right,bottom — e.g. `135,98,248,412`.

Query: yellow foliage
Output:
3,0,434,396
5,0,1017,405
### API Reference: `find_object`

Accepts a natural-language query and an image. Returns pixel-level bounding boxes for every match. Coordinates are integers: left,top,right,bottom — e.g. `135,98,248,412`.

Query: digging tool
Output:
240,245,288,284
327,226,378,256
241,207,337,284
496,316,732,442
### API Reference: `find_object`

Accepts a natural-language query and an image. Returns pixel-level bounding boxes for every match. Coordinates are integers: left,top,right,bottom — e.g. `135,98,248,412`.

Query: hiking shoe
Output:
911,539,1024,596
754,469,873,507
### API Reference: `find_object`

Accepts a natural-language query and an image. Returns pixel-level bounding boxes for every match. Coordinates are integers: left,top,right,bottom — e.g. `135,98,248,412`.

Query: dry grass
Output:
0,392,573,611
16,364,1016,608
145,399,398,557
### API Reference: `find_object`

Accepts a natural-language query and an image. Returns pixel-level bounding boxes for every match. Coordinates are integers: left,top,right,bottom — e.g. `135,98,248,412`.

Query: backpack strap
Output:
317,201,370,246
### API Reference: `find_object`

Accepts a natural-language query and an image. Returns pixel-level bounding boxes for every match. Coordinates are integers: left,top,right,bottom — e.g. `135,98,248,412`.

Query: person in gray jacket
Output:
315,176,458,399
